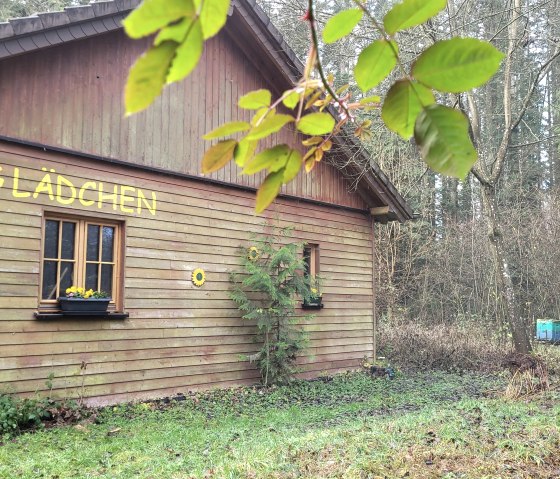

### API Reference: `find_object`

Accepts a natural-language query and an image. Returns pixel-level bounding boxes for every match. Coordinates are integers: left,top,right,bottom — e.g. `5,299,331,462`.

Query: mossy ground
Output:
1,371,559,478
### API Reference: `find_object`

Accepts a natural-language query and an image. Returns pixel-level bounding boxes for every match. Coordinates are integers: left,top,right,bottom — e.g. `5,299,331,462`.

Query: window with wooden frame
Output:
40,214,123,311
303,243,320,278
302,243,322,309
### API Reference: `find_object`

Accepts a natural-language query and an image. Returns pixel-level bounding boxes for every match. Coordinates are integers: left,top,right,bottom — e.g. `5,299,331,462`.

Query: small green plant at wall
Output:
230,228,313,385
0,394,50,437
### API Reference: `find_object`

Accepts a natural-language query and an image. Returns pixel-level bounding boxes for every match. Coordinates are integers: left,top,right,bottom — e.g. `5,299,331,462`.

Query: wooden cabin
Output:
0,0,412,405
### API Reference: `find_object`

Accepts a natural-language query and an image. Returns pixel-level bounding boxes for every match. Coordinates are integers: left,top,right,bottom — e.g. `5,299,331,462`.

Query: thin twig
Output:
306,0,350,119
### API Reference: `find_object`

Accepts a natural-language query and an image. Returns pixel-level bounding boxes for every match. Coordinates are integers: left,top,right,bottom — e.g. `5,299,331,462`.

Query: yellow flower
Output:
192,268,206,287
65,287,72,294
247,246,260,261
77,287,85,295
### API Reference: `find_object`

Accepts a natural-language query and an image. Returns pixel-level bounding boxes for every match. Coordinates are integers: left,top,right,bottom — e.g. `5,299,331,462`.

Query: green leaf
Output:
125,41,177,115
166,20,203,83
239,89,272,110
251,107,272,126
355,40,398,92
202,139,237,173
246,114,294,141
282,91,300,110
256,170,284,213
234,138,257,167
382,80,435,139
199,0,231,39
323,9,363,44
242,145,290,175
414,104,477,179
412,38,504,93
123,0,195,39
283,149,302,183
203,121,251,140
296,113,335,135
383,0,446,35
155,18,191,45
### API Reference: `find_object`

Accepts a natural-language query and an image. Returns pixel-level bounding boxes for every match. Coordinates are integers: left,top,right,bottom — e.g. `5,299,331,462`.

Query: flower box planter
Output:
58,297,110,316
302,297,323,310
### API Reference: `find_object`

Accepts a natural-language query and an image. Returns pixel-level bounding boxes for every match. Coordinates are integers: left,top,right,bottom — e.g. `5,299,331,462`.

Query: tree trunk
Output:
481,184,532,353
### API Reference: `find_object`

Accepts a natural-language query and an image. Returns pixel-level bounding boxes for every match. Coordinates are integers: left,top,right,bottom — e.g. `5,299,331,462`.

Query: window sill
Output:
34,312,129,320
301,302,324,310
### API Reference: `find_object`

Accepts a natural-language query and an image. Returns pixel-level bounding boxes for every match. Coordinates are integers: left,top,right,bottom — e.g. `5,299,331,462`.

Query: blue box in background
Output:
536,319,560,342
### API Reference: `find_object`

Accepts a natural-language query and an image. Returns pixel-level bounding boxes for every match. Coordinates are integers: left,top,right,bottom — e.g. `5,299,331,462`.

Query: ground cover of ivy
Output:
1,371,559,479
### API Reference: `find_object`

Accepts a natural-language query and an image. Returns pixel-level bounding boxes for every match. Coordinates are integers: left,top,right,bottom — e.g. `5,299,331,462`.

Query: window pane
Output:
60,262,74,296
303,247,311,276
85,263,99,291
42,261,57,299
101,264,113,298
61,222,76,260
44,220,59,259
87,225,100,261
101,226,115,262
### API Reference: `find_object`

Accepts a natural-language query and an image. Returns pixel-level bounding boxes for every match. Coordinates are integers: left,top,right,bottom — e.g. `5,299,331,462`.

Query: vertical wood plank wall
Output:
0,28,366,210
0,143,373,405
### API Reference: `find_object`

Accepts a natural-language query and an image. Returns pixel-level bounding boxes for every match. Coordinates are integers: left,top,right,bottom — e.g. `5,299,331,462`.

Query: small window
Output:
303,243,319,277
40,215,123,311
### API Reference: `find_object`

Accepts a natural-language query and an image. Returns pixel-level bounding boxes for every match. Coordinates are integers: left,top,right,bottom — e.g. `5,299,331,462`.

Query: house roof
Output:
0,0,413,222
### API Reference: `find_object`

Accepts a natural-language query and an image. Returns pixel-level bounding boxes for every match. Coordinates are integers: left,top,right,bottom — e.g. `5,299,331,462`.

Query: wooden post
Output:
371,215,377,364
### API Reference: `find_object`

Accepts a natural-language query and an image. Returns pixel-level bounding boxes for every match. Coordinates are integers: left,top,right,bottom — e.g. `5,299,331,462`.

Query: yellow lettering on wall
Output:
0,166,4,189
56,174,77,205
98,183,119,210
33,168,55,200
8,164,157,217
137,189,157,216
12,167,31,198
120,185,136,213
78,181,96,206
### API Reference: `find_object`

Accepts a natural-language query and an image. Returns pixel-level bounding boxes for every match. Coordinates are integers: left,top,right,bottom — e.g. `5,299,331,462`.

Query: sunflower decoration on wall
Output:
192,268,206,287
247,246,260,261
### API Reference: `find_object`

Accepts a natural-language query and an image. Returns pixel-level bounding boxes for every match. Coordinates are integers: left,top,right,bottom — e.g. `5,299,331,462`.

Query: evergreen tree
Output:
230,228,312,385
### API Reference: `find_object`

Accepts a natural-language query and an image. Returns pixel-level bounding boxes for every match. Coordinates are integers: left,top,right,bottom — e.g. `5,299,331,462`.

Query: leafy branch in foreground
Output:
124,0,504,212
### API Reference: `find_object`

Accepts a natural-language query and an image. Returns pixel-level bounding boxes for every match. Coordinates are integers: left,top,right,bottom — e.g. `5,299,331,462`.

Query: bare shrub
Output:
378,320,509,372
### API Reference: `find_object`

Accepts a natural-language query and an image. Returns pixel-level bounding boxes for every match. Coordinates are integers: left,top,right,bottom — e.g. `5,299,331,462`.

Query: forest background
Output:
1,0,559,367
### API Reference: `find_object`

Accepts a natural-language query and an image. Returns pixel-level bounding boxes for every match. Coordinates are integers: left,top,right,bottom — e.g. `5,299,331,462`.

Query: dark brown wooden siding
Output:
0,142,373,405
0,28,367,210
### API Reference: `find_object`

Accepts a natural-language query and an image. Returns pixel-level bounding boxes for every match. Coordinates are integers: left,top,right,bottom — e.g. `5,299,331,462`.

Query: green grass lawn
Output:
1,371,559,478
